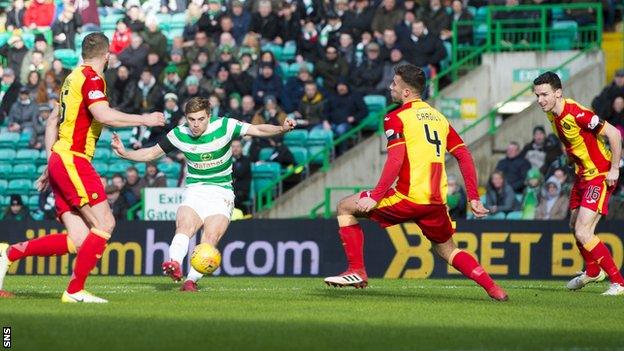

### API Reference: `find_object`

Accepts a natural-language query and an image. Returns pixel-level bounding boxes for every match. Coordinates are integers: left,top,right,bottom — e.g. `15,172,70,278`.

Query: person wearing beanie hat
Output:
535,176,569,220
0,194,32,221
30,103,52,149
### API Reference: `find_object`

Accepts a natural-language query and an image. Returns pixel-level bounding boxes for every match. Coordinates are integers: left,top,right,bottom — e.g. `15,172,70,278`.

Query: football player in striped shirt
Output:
0,32,165,302
324,64,508,301
534,71,624,295
111,97,295,291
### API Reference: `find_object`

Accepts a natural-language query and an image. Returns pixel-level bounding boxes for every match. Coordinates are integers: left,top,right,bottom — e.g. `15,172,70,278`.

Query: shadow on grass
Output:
309,286,491,303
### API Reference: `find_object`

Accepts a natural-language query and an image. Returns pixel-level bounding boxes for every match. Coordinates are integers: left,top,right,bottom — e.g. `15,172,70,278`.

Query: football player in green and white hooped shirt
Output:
111,97,296,291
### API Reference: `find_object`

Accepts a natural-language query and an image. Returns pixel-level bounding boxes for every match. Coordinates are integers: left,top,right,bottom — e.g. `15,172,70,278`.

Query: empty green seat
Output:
13,164,36,178
17,130,32,148
284,129,308,147
14,149,40,164
159,162,181,178
288,146,308,166
28,195,39,209
0,132,19,148
93,148,111,162
0,148,16,162
506,211,523,220
307,145,329,165
258,147,275,162
93,162,108,175
134,162,146,175
550,21,578,50
7,179,32,195
307,129,333,146
0,180,7,193
0,164,12,178
166,178,178,187
107,161,132,176
55,49,79,69
282,41,297,62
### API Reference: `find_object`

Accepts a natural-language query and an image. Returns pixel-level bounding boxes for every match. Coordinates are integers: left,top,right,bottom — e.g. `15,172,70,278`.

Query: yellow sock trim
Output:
583,236,600,252
448,249,462,263
337,215,358,227
91,228,111,240
66,237,77,254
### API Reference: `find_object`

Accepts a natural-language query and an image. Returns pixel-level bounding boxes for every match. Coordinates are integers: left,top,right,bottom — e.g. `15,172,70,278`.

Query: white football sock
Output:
187,266,204,282
169,234,190,264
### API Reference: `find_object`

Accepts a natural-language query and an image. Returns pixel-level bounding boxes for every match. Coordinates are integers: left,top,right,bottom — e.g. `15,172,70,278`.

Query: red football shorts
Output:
362,189,454,243
569,176,614,215
48,151,106,218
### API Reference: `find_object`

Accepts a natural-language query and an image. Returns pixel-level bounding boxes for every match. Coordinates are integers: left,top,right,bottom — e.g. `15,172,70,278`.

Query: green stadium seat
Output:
98,129,113,144
282,41,297,62
93,148,111,162
467,6,477,17
307,129,333,146
515,193,523,204
155,13,172,31
474,23,488,45
7,179,32,195
484,212,506,220
551,7,564,20
288,146,308,166
0,132,19,148
284,129,308,147
55,49,80,69
440,41,452,71
13,164,36,178
107,161,132,176
289,62,314,77
100,13,125,31
258,147,275,162
38,149,47,165
93,162,108,175
0,32,10,47
0,164,11,178
0,180,7,193
134,162,146,175
550,21,578,50
37,164,47,173
17,130,32,148
252,162,282,196
114,129,134,146
170,13,187,29
0,148,16,162
0,195,8,206
22,32,35,49
279,62,290,79
159,162,181,178
28,195,39,209
506,211,523,220
307,145,328,165
363,95,387,131
262,43,283,61
14,149,40,164
166,178,178,187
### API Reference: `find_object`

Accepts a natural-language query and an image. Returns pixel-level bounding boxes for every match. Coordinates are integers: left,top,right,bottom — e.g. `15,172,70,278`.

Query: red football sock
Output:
451,251,496,291
67,231,108,294
585,239,624,285
7,234,72,262
576,240,601,278
339,224,365,272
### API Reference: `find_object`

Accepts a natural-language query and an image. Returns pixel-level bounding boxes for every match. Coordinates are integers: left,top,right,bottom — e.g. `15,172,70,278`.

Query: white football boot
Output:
324,270,368,289
566,270,606,290
61,290,108,303
601,283,624,296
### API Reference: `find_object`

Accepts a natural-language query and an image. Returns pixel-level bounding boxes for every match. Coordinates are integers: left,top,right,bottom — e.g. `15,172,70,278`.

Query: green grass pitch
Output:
0,276,622,351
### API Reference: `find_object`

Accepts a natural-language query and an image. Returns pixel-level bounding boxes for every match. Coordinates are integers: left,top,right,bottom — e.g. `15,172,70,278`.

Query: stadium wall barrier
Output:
3,220,623,279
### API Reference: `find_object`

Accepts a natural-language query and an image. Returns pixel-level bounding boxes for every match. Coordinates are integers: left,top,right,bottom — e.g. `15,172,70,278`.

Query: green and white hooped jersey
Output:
165,117,250,189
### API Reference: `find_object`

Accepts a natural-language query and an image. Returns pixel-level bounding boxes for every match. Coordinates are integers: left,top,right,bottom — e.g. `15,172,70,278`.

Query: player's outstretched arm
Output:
111,133,166,162
600,122,622,186
246,119,296,137
89,102,165,128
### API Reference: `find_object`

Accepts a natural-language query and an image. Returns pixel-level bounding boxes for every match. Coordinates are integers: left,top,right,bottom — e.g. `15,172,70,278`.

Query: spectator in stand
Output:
38,188,55,220
6,0,26,31
227,93,243,119
563,0,596,26
23,0,55,28
124,167,144,206
219,15,235,41
208,93,226,117
181,2,202,41
400,19,447,70
134,68,164,115
450,0,474,45
379,29,399,63
319,11,344,48
119,33,150,79
605,96,624,136
520,125,556,171
592,69,624,120
24,71,42,101
394,8,415,40
231,138,252,213
160,0,186,13
189,63,214,94
228,61,254,97
163,93,184,127
7,87,37,133
168,47,190,79
197,0,224,40
111,173,135,207
338,32,356,65
104,53,122,87
551,167,572,196
252,63,282,106
0,35,28,79
0,68,21,123
376,48,409,96
294,0,324,24
185,30,216,66
22,34,54,75
351,42,383,95
418,0,451,40
37,71,58,104
371,0,404,41
343,0,375,41
282,65,313,114
535,176,570,220
139,162,167,188
141,16,168,59
146,51,166,80
110,20,133,55
277,1,300,45
105,185,129,221
230,0,251,44
109,65,137,113
495,141,531,194
447,174,467,220
180,75,204,105
49,59,70,84
240,94,256,123
51,4,82,50
207,44,237,78
297,20,320,63
240,33,261,61
124,5,146,32
249,0,280,43
485,170,519,216
161,63,183,94
21,52,49,86
1,195,32,221
294,80,325,130
249,95,293,163
520,168,542,219
29,104,50,150
315,45,350,92
324,80,368,150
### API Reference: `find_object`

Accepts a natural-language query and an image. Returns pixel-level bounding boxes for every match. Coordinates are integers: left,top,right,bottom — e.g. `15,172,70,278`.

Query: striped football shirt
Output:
160,117,250,189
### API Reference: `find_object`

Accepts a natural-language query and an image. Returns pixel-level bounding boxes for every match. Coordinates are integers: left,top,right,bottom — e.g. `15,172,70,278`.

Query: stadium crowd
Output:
0,0,620,220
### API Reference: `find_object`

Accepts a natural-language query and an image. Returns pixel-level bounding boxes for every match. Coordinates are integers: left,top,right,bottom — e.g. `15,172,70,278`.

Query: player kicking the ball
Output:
0,32,165,302
111,97,295,291
324,64,508,301
534,72,624,295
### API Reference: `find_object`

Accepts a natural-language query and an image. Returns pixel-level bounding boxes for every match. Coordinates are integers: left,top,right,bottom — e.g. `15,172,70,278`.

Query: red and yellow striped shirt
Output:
384,99,465,205
547,99,611,180
52,64,108,160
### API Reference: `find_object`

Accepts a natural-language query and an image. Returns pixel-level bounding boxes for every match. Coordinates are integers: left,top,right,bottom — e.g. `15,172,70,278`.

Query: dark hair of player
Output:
185,97,211,115
533,71,562,90
394,64,426,94
81,32,110,60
